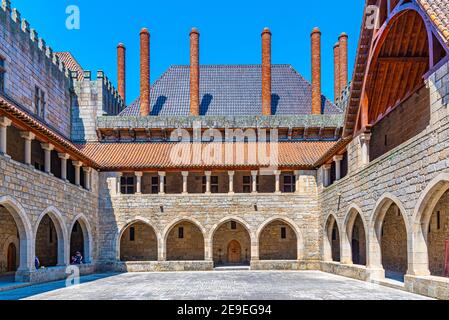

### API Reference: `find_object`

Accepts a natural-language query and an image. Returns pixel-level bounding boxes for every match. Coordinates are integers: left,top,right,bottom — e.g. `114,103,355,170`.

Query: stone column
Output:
333,155,343,181
323,164,331,187
251,170,258,194
135,172,143,194
73,161,83,186
228,171,235,195
158,171,166,195
83,167,92,190
20,131,35,166
182,171,189,195
58,153,70,181
116,172,123,195
41,143,54,174
294,170,301,194
274,170,281,194
360,133,371,166
0,117,12,156
205,171,212,195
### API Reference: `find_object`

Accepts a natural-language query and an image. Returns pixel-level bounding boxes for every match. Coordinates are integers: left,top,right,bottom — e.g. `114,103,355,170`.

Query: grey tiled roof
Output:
120,65,341,116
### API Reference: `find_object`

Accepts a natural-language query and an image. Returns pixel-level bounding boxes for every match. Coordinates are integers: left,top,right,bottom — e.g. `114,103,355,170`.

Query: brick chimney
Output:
190,28,200,116
339,32,348,95
140,28,150,117
117,43,126,103
333,42,340,102
311,27,322,115
261,27,272,116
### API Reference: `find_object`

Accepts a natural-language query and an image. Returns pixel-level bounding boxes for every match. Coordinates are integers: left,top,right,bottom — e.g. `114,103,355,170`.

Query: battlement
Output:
70,70,125,115
1,0,70,79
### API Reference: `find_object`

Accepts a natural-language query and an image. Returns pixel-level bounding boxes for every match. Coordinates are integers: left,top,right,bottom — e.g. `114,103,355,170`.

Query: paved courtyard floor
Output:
0,271,431,300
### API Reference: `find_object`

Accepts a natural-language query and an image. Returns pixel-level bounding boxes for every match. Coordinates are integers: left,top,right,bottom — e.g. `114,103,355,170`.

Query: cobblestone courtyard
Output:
0,271,431,300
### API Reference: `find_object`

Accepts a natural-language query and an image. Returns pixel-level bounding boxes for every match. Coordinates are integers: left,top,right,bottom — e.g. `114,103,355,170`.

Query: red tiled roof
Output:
0,96,98,167
55,52,84,80
78,141,338,171
417,0,449,43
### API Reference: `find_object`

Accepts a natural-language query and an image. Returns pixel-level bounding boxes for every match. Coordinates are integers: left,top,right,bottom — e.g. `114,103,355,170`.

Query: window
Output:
120,176,135,194
151,176,159,194
73,223,78,233
129,227,135,241
243,176,259,193
49,225,53,243
202,176,219,193
151,176,166,194
283,175,296,193
332,228,337,241
0,58,5,93
281,227,287,239
34,162,44,172
230,221,237,230
437,211,441,230
34,86,46,119
178,227,184,239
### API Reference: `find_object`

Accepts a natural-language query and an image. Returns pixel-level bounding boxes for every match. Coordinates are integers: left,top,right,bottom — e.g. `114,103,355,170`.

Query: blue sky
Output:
14,0,365,105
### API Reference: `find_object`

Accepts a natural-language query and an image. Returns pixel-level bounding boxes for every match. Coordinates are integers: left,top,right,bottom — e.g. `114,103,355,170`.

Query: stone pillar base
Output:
365,267,385,281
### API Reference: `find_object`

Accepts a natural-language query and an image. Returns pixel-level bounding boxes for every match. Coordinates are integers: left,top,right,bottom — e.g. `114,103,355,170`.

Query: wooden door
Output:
7,243,17,272
227,240,241,264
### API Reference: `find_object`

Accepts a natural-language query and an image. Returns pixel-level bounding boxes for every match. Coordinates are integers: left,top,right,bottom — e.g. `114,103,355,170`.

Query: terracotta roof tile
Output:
78,141,338,170
417,0,449,43
55,52,84,80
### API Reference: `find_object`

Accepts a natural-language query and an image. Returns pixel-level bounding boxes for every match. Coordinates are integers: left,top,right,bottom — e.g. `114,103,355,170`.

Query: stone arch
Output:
411,173,449,276
323,213,341,262
69,214,93,264
209,216,255,265
35,206,68,267
163,217,206,261
0,196,33,272
256,217,303,260
369,193,410,279
343,205,367,265
116,217,160,261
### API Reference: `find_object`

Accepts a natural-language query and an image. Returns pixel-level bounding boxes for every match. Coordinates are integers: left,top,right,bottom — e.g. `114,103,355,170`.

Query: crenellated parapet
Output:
71,70,125,143
1,1,70,80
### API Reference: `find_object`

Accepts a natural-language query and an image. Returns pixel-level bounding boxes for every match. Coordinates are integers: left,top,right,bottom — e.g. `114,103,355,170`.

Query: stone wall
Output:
35,215,58,267
370,86,430,161
428,190,449,276
166,221,205,261
319,61,449,299
120,222,158,261
0,154,99,282
0,206,19,273
97,170,320,266
0,5,72,138
259,221,297,260
381,204,407,274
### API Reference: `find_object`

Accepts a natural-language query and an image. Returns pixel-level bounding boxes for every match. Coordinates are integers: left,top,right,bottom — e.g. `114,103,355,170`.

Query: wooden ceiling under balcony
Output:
365,10,430,125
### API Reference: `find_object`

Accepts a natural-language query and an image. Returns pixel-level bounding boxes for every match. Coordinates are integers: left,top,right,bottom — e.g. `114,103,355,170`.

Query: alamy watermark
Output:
65,265,80,287
66,5,80,30
365,5,380,30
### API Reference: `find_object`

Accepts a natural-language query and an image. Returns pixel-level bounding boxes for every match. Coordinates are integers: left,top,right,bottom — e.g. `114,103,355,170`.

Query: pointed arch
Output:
343,204,368,265
69,214,93,264
35,206,68,266
323,213,341,262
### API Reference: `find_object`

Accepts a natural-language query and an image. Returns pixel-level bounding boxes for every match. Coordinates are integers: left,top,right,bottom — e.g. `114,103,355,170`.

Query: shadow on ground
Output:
0,273,119,300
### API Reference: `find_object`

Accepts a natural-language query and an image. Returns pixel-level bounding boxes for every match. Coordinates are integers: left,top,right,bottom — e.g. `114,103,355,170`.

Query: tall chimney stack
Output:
339,32,348,95
333,42,340,102
117,43,126,103
261,27,272,116
311,27,322,115
190,28,200,116
140,28,150,117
